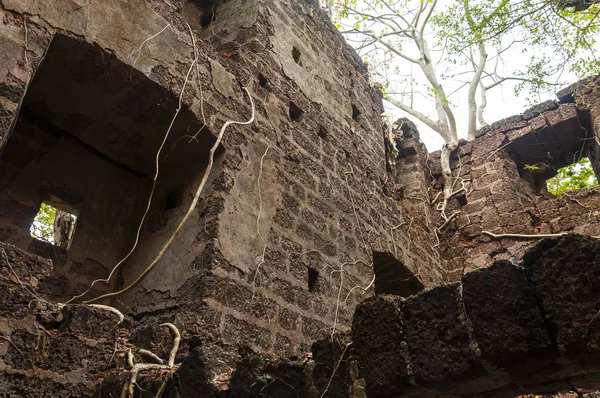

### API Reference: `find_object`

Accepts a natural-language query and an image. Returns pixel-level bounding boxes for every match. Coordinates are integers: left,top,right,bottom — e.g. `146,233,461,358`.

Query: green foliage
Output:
524,163,540,171
432,0,600,102
332,0,600,119
546,158,598,196
31,203,56,242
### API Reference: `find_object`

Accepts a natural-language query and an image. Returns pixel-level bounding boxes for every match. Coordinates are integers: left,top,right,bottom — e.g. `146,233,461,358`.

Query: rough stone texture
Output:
462,260,554,369
350,235,600,397
402,283,484,385
526,235,600,358
429,80,600,279
1,0,600,396
0,10,53,148
0,242,120,397
0,0,444,395
312,333,361,398
0,0,442,375
352,295,409,397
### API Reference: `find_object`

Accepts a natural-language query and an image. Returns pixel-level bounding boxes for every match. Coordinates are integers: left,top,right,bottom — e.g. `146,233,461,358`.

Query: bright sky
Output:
331,1,598,152
384,71,570,152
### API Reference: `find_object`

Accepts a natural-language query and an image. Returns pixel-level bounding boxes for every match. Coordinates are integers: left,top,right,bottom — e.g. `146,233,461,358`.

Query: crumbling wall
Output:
425,77,600,279
351,234,600,398
0,242,123,397
0,0,443,376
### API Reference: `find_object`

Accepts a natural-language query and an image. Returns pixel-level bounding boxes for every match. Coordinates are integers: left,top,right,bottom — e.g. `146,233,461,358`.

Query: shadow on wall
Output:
0,34,220,302
373,250,424,296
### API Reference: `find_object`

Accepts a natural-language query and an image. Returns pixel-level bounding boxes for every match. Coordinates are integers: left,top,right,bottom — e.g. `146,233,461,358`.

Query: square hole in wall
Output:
317,126,329,141
30,202,77,248
289,101,304,122
257,73,269,89
292,46,302,65
352,104,361,121
456,192,468,207
308,267,319,292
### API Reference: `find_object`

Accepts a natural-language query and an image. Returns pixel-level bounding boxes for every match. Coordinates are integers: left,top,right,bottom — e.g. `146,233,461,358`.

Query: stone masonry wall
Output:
351,234,600,398
424,76,600,280
0,0,442,367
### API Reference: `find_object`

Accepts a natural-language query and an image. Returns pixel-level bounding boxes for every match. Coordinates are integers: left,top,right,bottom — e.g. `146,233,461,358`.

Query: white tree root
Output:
482,231,568,239
160,323,180,367
138,349,164,364
120,324,181,398
251,144,271,299
84,304,125,325
85,87,255,304
65,33,200,305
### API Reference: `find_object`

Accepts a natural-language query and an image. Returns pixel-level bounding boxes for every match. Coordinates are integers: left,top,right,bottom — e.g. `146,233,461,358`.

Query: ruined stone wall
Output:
425,77,600,279
0,0,443,368
124,0,444,357
351,234,600,398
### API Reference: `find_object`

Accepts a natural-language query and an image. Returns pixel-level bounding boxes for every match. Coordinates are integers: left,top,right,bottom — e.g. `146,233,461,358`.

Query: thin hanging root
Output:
251,144,271,299
344,274,375,305
65,34,199,306
160,323,181,367
319,342,352,398
437,211,460,232
85,87,255,304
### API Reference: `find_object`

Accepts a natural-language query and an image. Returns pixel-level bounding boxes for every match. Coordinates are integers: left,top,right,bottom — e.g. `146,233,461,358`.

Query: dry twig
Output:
319,342,352,398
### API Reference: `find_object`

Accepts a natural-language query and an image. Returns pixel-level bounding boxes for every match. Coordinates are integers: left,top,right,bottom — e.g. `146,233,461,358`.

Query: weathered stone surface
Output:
525,235,600,358
2,0,600,395
401,283,484,385
312,333,353,398
522,100,559,120
0,244,120,397
352,295,408,397
462,260,554,368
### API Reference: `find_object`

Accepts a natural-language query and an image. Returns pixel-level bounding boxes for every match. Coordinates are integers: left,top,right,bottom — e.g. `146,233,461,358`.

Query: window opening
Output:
0,34,220,298
258,73,269,89
30,203,77,248
546,157,598,196
352,104,361,121
317,126,328,141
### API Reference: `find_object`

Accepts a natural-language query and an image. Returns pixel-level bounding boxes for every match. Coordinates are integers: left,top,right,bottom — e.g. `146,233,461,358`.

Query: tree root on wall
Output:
120,323,181,398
